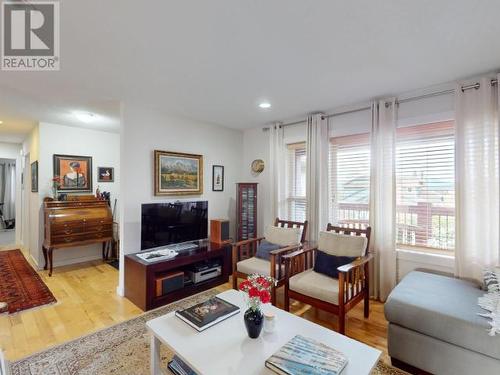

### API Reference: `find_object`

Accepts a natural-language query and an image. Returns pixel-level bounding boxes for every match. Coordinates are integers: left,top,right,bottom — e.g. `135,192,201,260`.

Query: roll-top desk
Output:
43,197,113,276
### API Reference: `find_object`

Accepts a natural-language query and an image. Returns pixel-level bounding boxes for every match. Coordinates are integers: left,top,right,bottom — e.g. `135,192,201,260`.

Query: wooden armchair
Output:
283,224,372,334
232,218,308,305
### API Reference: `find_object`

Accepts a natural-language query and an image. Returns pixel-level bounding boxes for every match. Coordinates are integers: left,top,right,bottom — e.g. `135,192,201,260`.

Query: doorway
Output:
0,158,16,248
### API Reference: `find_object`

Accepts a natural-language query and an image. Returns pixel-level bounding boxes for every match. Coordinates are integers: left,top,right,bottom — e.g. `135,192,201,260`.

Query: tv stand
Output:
124,242,231,311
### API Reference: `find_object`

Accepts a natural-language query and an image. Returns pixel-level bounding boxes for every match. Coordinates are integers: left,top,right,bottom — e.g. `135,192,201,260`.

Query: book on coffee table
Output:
265,335,348,375
175,296,240,332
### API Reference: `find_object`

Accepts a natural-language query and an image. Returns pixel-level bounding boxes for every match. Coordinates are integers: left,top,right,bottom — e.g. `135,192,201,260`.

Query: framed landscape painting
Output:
154,150,203,196
53,154,93,192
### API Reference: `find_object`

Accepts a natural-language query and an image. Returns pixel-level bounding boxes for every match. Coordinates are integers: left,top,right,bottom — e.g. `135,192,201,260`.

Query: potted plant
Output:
239,274,275,339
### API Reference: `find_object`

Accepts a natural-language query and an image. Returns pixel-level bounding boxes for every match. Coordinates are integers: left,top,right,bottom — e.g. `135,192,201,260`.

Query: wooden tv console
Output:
124,242,231,311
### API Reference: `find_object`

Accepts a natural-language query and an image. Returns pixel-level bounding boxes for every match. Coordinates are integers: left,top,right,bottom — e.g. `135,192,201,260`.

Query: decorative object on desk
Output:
98,166,114,182
53,154,93,192
265,335,348,375
154,150,203,196
51,175,61,199
31,160,38,192
175,296,240,332
251,159,265,174
212,165,224,191
239,274,275,338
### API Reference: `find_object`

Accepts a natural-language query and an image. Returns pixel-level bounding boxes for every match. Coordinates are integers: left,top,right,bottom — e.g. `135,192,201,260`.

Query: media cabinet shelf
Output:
124,242,231,311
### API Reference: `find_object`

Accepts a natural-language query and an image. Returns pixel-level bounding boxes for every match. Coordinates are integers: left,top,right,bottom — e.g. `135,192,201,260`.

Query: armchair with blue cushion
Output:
232,218,308,305
283,224,372,334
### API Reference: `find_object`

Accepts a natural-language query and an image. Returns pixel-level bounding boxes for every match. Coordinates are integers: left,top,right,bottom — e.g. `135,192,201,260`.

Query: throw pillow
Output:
255,240,281,261
313,250,357,279
264,225,302,247
483,267,500,293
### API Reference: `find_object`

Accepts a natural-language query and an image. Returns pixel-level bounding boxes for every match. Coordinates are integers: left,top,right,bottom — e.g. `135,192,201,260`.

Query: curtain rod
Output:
266,78,498,129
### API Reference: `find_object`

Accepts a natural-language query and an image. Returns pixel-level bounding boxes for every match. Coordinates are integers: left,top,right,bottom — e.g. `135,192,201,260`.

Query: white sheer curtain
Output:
306,113,329,241
369,99,397,301
0,161,15,221
268,123,286,227
455,76,500,281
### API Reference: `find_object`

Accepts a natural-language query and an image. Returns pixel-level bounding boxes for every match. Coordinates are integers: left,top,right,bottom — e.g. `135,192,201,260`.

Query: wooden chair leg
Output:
364,292,370,318
232,273,238,290
271,287,277,306
284,286,290,312
338,312,346,335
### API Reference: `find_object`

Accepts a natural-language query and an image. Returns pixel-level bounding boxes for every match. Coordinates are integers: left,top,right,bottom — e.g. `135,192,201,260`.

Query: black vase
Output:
244,308,264,339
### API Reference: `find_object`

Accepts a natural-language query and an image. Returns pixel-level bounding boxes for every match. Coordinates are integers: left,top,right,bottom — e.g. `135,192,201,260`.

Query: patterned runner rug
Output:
0,249,56,314
11,289,407,375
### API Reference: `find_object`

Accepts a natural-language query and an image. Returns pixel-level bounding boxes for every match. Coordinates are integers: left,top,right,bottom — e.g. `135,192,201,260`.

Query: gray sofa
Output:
385,271,500,375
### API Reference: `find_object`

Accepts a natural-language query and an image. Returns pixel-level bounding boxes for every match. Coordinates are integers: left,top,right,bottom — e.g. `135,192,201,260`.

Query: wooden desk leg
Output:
48,248,54,277
102,242,106,260
150,334,161,375
42,246,48,270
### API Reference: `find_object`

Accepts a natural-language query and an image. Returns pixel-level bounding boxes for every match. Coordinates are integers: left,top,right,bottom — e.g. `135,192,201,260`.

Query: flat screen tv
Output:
141,201,208,250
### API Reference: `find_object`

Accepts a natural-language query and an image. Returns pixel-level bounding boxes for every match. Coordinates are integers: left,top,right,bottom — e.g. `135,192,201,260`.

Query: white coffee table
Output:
146,289,381,375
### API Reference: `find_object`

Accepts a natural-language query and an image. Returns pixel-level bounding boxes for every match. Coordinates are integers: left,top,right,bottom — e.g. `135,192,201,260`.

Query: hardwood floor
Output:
1,257,389,365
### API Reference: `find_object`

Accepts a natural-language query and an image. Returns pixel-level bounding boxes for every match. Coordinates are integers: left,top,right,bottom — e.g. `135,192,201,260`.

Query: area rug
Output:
0,249,56,314
11,289,407,375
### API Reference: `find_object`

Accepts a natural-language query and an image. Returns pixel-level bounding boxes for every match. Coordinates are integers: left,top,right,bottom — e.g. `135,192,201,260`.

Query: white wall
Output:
21,125,40,265
0,142,22,246
29,122,120,267
119,104,244,294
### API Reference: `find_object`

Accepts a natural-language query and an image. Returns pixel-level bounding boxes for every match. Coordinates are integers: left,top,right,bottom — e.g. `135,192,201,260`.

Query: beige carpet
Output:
11,289,407,375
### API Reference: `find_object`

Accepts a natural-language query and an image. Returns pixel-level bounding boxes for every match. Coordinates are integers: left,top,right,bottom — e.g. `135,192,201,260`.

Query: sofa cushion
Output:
318,231,367,257
289,269,340,304
237,257,272,277
313,251,357,278
264,225,302,247
255,240,281,261
385,271,498,360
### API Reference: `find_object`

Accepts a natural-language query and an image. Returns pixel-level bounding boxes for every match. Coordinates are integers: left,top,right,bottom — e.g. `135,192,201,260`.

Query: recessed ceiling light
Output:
258,102,271,109
0,121,3,125
74,112,96,123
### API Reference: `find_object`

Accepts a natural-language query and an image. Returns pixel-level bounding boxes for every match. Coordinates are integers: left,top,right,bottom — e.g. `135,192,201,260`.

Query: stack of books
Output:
167,355,197,375
265,335,348,375
175,296,240,331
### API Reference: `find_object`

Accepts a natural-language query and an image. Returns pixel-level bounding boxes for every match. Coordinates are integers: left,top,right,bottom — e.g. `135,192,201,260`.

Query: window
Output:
329,133,371,228
396,121,455,252
286,143,307,222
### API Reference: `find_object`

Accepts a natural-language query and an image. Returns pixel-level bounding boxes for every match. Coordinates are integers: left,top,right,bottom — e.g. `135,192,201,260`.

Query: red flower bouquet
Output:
239,274,276,338
239,274,275,311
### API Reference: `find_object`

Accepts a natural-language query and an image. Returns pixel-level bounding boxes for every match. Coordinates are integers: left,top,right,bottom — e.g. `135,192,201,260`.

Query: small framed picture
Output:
212,165,224,192
31,161,38,192
98,167,114,182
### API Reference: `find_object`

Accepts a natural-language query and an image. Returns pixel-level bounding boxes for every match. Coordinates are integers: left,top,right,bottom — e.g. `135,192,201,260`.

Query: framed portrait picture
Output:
97,167,114,182
212,165,224,192
53,154,93,192
31,161,38,192
154,150,203,196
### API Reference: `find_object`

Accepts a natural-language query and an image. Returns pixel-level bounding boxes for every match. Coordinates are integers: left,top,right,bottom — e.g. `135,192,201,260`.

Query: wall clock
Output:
251,159,265,173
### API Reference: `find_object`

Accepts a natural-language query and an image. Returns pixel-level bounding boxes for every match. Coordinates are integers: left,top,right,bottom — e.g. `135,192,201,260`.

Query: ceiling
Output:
0,0,500,130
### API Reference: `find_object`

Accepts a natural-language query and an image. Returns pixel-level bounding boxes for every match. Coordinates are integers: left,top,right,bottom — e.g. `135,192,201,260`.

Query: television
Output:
141,201,208,250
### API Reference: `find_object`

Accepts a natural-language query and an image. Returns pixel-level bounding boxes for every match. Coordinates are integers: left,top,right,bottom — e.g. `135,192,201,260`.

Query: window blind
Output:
329,133,370,229
396,121,455,251
286,143,307,222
